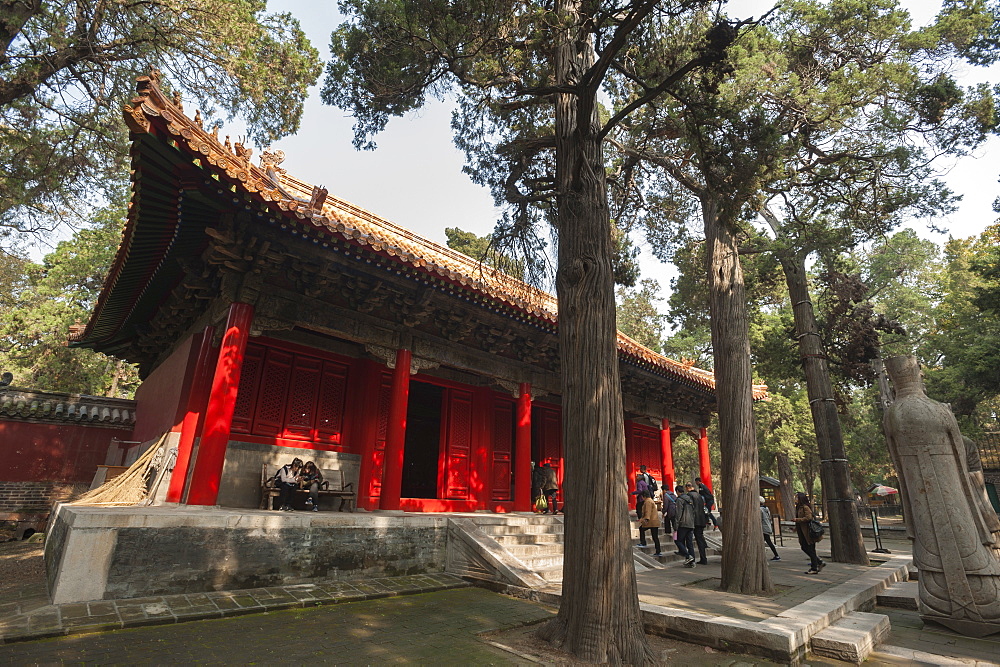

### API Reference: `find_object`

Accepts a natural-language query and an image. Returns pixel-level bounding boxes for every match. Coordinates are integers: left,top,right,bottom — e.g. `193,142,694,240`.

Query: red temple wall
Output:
0,421,134,483
133,334,197,442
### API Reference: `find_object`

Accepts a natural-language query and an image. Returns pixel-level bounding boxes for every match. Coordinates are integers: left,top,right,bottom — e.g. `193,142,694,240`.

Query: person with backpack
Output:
637,465,658,496
631,472,650,521
661,486,682,556
696,476,720,530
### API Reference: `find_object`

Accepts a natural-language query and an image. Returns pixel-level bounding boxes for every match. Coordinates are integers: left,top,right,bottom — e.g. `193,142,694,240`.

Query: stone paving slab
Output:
0,573,470,646
0,587,554,665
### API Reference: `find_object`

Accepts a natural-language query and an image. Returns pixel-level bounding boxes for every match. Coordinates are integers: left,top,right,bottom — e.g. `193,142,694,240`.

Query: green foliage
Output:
615,279,666,352
444,227,526,280
923,228,1000,422
1,0,322,246
0,199,139,396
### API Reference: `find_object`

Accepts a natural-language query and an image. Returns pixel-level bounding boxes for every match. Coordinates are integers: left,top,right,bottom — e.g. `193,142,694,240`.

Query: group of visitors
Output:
636,474,714,567
271,458,325,512
634,468,826,574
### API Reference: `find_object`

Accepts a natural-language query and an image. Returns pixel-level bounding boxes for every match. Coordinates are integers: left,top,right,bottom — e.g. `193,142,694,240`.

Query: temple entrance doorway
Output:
401,381,443,499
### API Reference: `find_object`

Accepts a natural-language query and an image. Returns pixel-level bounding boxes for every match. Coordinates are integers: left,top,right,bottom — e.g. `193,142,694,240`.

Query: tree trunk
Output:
534,1,651,662
776,450,796,521
802,448,818,501
701,195,773,595
779,253,869,564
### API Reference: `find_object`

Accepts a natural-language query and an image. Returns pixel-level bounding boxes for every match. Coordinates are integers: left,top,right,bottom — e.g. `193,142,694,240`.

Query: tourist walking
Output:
794,492,825,574
637,465,658,497
636,491,662,556
760,496,780,560
696,476,720,530
631,472,650,520
541,463,559,514
686,483,709,564
674,484,696,566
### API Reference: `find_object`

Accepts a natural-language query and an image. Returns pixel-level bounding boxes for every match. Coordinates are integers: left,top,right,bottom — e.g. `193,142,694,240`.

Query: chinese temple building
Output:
71,74,765,515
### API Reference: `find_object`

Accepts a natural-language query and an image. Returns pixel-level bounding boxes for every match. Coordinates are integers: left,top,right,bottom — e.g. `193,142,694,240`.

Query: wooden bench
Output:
259,464,356,512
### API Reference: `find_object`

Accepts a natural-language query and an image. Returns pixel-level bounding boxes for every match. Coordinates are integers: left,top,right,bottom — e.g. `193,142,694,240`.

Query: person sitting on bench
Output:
274,457,302,511
299,460,324,512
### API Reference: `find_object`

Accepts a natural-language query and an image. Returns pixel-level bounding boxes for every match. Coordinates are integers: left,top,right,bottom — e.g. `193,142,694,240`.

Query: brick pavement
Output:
0,573,470,645
0,587,555,665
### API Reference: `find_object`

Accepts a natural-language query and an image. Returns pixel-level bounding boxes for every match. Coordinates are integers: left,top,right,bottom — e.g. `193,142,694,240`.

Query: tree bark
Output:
534,1,652,662
701,194,773,595
779,253,869,564
776,450,796,521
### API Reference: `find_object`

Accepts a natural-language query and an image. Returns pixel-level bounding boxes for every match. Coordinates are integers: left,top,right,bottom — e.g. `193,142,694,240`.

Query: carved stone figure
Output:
883,355,1000,637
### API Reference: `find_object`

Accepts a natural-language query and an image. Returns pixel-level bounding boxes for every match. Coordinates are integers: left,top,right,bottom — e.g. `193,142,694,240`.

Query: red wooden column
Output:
697,427,713,491
514,383,532,512
379,348,412,511
165,326,216,503
659,418,675,492
187,303,254,506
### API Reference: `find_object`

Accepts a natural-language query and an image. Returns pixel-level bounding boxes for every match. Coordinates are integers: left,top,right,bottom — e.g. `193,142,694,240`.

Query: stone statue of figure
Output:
883,355,1000,637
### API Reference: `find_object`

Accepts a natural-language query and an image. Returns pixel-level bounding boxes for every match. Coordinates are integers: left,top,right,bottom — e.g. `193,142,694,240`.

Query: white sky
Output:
264,0,1000,301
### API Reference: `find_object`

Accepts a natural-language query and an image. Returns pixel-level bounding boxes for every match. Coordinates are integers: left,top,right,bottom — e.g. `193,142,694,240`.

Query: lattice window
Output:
283,357,321,439
315,362,349,443
231,343,264,434
251,349,292,436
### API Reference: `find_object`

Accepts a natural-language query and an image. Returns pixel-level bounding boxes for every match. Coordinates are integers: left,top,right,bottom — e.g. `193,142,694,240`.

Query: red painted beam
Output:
660,418,675,492
379,348,411,511
514,383,532,511
187,303,254,506
166,326,216,503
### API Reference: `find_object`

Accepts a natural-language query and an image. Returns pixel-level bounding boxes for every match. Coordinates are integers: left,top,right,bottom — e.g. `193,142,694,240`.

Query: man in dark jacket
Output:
686,483,709,564
674,484,696,566
696,476,720,529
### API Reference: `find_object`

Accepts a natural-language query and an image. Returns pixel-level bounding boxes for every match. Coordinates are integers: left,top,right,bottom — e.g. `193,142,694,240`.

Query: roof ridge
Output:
113,72,768,401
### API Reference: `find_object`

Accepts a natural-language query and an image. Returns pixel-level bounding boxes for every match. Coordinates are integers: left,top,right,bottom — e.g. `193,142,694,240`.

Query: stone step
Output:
502,543,565,558
492,533,563,546
876,581,918,610
478,523,564,536
809,611,890,664
518,553,565,570
535,564,564,583
469,514,563,526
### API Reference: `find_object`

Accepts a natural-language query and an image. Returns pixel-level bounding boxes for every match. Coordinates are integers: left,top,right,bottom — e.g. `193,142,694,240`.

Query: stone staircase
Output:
446,514,667,589
471,514,566,583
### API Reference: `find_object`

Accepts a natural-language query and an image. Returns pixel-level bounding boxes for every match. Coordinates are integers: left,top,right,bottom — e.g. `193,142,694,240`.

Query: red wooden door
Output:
491,398,514,501
440,388,474,499
368,372,393,502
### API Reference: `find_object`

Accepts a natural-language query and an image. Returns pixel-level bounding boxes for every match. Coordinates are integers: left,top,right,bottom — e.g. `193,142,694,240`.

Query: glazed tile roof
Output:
0,388,136,427
83,73,767,401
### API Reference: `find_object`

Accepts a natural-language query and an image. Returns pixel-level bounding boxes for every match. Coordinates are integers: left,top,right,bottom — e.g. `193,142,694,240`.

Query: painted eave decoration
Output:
74,72,768,402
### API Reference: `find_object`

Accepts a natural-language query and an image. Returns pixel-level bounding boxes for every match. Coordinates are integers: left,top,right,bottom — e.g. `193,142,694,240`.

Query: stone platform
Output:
40,505,997,664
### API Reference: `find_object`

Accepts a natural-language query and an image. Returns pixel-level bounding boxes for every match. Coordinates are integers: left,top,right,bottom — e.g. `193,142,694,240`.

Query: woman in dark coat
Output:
794,492,825,574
